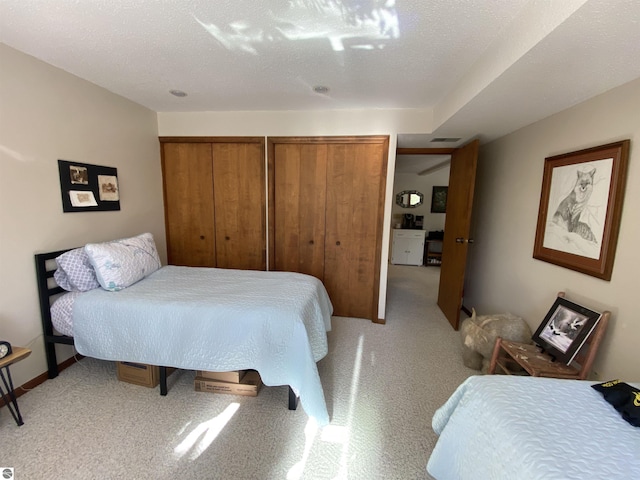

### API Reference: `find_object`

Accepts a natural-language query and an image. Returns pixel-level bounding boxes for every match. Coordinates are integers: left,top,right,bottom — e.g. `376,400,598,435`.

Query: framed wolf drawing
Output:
533,140,629,280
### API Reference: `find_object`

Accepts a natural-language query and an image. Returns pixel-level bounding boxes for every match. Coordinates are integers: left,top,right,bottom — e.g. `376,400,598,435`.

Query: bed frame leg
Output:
45,342,59,379
159,366,168,396
288,386,299,410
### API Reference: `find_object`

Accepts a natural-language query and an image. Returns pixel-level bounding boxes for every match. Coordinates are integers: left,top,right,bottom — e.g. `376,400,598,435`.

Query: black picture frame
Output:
431,186,448,213
58,160,120,212
532,297,601,365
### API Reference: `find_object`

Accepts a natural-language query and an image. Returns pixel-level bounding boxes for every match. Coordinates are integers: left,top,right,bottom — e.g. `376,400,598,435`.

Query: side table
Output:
0,346,31,426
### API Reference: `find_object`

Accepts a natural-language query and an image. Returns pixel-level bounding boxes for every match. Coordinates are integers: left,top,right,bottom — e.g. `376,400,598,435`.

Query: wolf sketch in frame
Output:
552,168,597,242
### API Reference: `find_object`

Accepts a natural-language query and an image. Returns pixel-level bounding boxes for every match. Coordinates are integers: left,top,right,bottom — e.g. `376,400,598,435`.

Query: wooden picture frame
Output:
533,140,629,280
430,186,448,213
531,296,601,365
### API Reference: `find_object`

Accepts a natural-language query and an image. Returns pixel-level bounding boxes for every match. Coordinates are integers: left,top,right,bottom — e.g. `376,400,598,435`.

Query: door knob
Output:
468,238,475,244
455,237,465,243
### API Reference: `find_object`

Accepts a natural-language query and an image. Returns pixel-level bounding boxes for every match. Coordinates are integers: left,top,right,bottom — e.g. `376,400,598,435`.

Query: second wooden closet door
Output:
212,142,266,270
273,143,327,280
324,143,386,320
271,136,388,321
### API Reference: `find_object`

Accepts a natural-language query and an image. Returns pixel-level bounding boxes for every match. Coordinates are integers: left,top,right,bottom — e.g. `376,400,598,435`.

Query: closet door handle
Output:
200,235,205,240
309,240,314,245
225,236,230,241
336,241,341,246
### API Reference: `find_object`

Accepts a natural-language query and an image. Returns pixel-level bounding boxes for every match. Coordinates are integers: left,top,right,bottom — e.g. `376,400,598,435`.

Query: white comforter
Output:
72,266,333,425
427,375,640,479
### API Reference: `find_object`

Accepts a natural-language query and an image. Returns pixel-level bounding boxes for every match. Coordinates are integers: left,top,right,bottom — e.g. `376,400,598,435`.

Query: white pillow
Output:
85,233,161,291
54,247,101,292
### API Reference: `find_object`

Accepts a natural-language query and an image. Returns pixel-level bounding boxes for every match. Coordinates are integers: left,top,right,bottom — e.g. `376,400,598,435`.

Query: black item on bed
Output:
592,379,640,427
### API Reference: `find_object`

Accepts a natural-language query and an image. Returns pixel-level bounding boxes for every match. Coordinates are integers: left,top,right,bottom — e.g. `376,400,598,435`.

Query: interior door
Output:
162,142,216,267
437,139,479,330
212,142,266,270
273,143,327,280
325,142,387,320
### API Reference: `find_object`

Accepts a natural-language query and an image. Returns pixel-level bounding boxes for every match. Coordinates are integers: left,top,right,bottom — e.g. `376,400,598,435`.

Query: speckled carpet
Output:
0,265,475,479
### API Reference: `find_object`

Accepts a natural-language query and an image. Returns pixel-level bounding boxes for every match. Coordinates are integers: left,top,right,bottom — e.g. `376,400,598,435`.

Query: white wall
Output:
0,45,166,387
466,77,640,380
158,109,436,322
391,167,450,233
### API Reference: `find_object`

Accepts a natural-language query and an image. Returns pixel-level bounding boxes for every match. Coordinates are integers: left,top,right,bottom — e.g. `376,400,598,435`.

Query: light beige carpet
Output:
1,265,475,479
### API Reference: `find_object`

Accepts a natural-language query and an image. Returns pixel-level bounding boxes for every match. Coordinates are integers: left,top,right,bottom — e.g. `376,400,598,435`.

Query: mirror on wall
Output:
396,190,424,208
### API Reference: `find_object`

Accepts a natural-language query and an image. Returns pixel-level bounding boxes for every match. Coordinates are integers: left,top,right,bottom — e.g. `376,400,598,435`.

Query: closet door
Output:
212,142,266,270
162,143,216,267
324,142,387,320
273,143,327,280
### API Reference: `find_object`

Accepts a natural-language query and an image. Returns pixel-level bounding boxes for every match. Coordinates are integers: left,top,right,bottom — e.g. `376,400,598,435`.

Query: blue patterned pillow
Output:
54,248,101,292
85,233,162,291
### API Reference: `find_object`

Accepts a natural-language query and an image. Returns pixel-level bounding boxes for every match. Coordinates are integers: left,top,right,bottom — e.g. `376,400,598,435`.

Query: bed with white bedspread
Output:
35,233,333,426
427,375,640,479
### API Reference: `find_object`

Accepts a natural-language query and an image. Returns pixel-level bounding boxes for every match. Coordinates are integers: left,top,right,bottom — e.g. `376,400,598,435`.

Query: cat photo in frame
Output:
533,140,629,280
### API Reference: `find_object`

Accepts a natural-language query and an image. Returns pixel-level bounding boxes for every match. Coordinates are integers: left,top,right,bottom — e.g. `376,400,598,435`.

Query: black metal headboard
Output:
35,249,74,378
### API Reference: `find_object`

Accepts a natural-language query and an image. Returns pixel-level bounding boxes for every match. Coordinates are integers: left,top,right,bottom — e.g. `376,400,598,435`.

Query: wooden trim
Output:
373,318,386,325
268,135,389,145
267,140,276,270
0,355,84,408
159,136,265,144
396,147,456,155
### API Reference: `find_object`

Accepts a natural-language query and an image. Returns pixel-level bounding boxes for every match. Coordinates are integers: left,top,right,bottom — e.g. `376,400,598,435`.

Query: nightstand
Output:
0,346,31,426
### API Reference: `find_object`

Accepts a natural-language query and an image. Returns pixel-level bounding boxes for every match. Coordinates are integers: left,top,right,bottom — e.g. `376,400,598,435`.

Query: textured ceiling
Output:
1,0,639,149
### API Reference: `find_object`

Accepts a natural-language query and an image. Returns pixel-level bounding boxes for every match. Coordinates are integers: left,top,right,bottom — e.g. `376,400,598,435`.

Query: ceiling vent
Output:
431,137,461,143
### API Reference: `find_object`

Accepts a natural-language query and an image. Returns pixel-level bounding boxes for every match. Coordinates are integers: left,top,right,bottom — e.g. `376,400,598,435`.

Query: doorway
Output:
389,135,479,330
390,138,451,321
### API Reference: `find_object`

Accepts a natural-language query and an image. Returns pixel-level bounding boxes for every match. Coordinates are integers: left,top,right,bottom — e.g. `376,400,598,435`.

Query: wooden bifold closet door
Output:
269,136,389,321
161,137,266,271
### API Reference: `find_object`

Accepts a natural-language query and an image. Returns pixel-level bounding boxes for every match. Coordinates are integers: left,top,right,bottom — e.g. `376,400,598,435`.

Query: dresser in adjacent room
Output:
391,229,426,266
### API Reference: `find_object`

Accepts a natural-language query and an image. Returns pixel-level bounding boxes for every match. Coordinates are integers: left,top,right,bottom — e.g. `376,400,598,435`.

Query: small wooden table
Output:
0,346,31,426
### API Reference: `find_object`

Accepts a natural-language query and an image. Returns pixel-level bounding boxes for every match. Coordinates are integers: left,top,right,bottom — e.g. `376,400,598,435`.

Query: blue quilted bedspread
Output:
427,375,640,479
73,265,333,425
